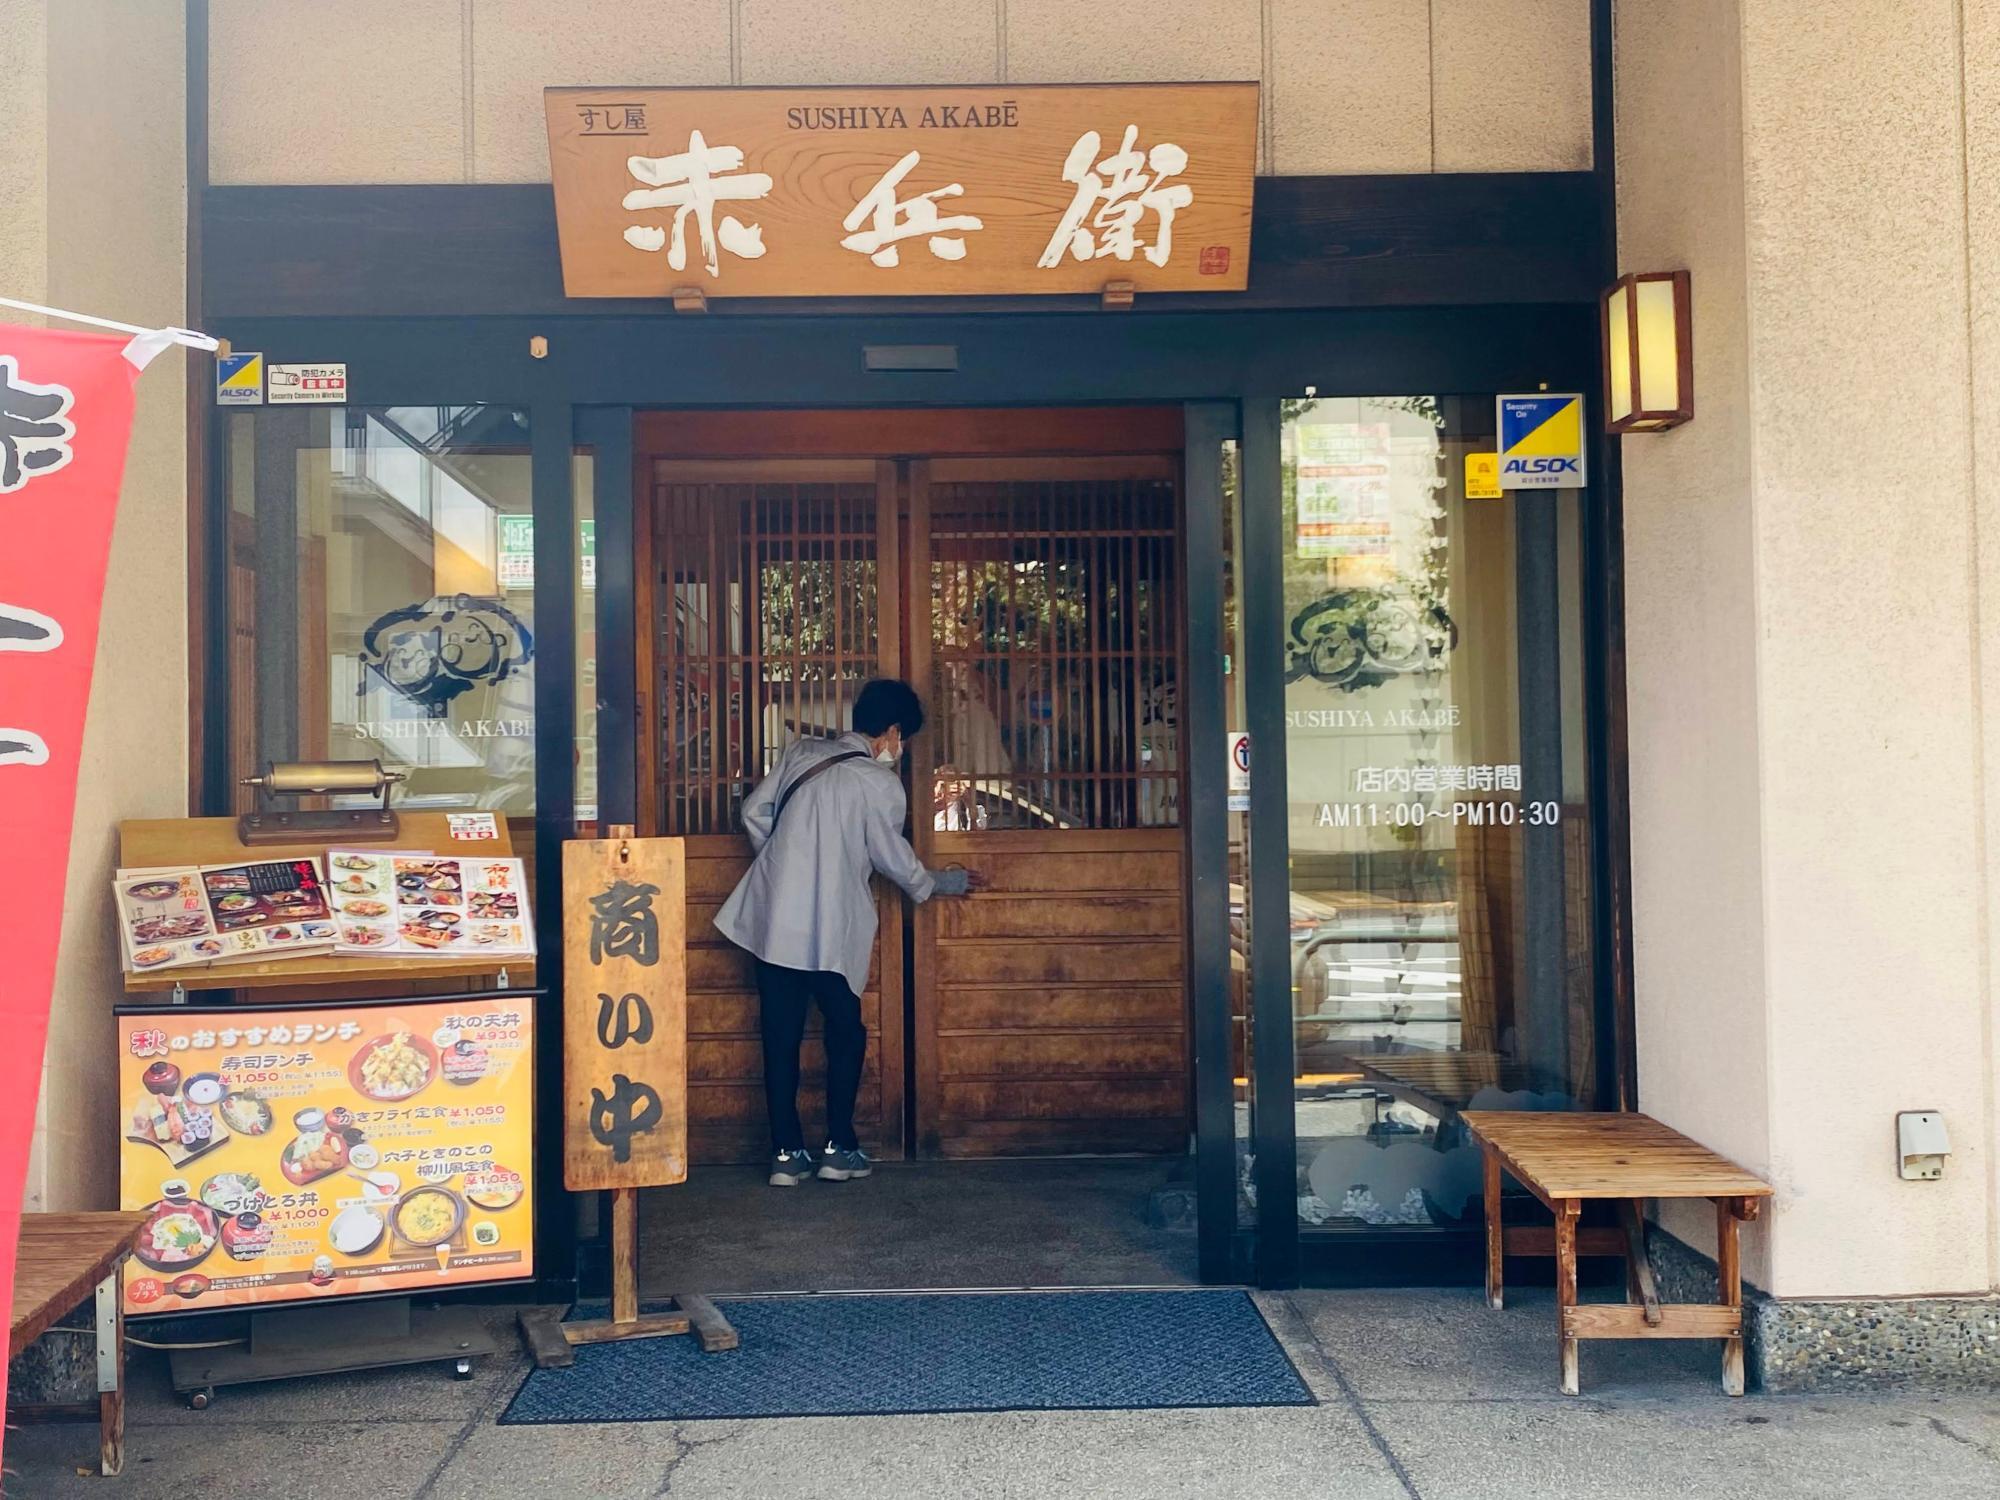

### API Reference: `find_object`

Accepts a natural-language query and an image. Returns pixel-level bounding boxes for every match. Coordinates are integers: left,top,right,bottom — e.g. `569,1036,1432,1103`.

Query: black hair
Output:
852,678,925,739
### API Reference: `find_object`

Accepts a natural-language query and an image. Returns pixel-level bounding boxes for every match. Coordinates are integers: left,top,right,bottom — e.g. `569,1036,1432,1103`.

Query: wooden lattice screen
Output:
923,459,1181,832
647,465,889,835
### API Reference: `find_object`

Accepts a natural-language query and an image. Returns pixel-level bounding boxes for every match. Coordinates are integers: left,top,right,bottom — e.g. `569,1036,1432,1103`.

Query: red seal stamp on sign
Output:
1198,245,1231,275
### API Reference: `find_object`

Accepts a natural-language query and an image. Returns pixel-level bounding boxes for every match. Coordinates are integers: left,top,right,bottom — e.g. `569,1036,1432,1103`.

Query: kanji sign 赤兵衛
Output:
544,83,1258,299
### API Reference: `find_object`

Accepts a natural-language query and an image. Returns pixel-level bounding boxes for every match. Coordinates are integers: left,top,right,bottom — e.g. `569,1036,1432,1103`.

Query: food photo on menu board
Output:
327,850,535,958
112,858,336,974
114,998,534,1315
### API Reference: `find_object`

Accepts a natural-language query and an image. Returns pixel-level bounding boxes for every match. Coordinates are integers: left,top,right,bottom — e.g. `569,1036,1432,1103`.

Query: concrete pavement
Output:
6,1286,1998,1498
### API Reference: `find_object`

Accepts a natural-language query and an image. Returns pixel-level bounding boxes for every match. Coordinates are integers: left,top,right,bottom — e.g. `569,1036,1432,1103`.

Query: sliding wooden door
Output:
636,411,1189,1163
639,459,906,1164
909,457,1190,1156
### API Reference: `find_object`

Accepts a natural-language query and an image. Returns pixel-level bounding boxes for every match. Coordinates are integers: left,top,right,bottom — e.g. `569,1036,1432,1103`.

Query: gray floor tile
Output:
649,1407,1407,1500
637,1158,1196,1295
3,1417,462,1499
424,1420,749,1500
1289,1286,1722,1402
1366,1395,2000,1500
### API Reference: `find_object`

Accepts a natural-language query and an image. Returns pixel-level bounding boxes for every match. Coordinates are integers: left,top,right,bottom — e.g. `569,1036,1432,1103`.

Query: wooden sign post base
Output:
519,1187,737,1366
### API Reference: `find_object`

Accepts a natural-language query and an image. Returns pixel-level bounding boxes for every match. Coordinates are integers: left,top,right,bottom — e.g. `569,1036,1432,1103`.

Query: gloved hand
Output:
930,867,971,897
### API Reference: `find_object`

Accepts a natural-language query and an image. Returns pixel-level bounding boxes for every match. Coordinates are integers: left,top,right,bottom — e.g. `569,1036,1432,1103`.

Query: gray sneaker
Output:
817,1144,872,1182
768,1149,815,1186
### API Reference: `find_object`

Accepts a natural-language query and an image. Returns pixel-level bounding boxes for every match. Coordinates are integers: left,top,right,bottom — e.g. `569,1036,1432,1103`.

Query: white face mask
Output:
876,731,901,765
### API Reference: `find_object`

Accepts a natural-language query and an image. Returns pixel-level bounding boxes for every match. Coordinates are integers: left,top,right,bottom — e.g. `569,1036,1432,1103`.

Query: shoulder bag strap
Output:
770,749,870,831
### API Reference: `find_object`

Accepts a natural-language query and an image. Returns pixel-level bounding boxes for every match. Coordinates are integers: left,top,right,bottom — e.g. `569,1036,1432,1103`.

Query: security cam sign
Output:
1497,394,1586,489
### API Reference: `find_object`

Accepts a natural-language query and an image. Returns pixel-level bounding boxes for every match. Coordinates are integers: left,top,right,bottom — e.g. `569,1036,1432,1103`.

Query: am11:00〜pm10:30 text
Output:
1313,801,1563,828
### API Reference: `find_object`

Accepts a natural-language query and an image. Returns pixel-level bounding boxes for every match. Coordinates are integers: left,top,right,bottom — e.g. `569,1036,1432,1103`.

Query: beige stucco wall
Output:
1619,0,2000,1298
0,2,48,306
206,0,1594,185
6,0,190,1215
1970,0,2000,1305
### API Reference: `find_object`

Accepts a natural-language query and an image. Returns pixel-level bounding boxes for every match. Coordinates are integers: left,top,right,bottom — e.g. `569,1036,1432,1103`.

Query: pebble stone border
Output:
1648,1225,2000,1392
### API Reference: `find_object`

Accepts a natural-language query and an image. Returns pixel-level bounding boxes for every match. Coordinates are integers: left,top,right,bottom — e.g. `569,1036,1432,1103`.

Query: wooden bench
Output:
8,1211,149,1475
1347,1049,1529,1110
1461,1112,1773,1396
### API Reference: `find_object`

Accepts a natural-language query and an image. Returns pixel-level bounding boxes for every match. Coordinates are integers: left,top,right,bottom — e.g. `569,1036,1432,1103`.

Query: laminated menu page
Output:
115,857,336,975
330,850,535,959
114,868,217,974
327,849,427,953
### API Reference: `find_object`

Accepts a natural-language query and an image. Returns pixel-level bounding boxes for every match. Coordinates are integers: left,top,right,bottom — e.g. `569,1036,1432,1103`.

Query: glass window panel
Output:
1221,436,1256,1226
223,405,539,817
1267,396,1598,1235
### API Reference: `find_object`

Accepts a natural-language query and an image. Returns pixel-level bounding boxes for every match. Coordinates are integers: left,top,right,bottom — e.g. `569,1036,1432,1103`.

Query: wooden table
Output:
9,1211,149,1475
1461,1112,1773,1396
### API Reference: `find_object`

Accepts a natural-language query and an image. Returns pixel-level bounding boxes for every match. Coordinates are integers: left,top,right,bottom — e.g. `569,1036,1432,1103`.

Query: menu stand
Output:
115,815,540,1407
170,1298,497,1409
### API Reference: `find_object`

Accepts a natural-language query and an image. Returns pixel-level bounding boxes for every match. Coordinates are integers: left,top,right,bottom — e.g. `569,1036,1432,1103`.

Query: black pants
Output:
755,959,866,1154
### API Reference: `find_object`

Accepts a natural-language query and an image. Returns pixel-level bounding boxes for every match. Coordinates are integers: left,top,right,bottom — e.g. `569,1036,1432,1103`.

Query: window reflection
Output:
1275,396,1595,1231
225,405,538,814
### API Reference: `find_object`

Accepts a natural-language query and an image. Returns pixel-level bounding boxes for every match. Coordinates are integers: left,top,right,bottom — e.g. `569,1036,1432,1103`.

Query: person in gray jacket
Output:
715,679,984,1186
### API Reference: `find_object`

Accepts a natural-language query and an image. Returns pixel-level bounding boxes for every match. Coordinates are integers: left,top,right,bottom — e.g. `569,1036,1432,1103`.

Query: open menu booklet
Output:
326,850,536,959
114,858,336,975
114,850,538,976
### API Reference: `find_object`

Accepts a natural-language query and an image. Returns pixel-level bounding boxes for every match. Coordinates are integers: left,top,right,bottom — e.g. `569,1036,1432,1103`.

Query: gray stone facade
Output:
1648,1224,2000,1392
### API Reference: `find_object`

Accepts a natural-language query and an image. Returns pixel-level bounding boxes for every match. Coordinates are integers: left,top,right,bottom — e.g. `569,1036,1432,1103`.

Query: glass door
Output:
1235,394,1602,1280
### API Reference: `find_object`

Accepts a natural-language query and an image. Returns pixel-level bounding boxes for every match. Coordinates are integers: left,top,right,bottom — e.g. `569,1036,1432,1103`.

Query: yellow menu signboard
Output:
115,996,535,1317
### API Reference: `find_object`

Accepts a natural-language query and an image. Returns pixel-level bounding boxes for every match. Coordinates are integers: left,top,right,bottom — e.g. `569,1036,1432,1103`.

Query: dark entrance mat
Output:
498,1289,1315,1422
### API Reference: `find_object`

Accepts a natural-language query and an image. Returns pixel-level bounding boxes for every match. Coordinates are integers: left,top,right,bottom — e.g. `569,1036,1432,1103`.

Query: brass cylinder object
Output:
240,759,406,796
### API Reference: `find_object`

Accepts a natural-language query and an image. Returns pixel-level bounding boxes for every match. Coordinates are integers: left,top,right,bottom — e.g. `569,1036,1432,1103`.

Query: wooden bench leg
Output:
1617,1198,1663,1325
1717,1198,1745,1396
1555,1198,1580,1395
1483,1145,1504,1310
94,1273,124,1477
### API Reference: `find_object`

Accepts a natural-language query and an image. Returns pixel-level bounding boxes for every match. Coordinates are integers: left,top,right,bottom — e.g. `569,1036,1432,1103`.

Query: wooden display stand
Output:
118,813,537,997
112,813,531,1402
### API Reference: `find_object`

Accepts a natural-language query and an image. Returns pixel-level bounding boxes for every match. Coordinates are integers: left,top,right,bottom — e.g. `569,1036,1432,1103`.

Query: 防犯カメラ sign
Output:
544,83,1258,299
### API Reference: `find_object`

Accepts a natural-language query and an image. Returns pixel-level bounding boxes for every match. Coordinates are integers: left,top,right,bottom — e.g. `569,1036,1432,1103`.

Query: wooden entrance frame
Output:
198,290,1612,1290
632,408,1193,1162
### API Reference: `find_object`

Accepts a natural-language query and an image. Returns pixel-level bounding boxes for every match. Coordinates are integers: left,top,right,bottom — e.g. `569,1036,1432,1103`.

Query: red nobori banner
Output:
0,324,144,1425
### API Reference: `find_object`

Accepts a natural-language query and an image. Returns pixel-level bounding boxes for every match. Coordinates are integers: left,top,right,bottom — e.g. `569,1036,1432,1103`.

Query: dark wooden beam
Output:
203,173,1601,320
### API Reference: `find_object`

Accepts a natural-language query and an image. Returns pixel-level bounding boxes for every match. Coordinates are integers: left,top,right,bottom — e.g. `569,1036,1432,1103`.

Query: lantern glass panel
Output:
1635,277,1681,414
1606,282,1633,423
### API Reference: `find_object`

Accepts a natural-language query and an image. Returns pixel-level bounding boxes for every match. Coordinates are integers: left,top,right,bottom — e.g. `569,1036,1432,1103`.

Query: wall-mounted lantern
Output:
1602,270,1692,432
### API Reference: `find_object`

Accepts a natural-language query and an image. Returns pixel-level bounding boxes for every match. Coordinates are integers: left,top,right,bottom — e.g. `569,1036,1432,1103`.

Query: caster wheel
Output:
452,1358,474,1380
188,1388,213,1411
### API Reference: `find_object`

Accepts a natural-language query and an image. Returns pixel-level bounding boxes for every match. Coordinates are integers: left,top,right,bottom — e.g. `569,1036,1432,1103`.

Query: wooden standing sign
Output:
545,82,1258,299
562,831,688,1191
533,829,735,1362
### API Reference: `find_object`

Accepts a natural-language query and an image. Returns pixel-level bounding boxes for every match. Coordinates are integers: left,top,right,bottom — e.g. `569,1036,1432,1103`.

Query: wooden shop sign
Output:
544,82,1258,299
561,829,687,1191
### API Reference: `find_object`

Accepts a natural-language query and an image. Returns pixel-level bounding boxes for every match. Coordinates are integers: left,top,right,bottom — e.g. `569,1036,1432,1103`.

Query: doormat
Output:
498,1289,1315,1422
